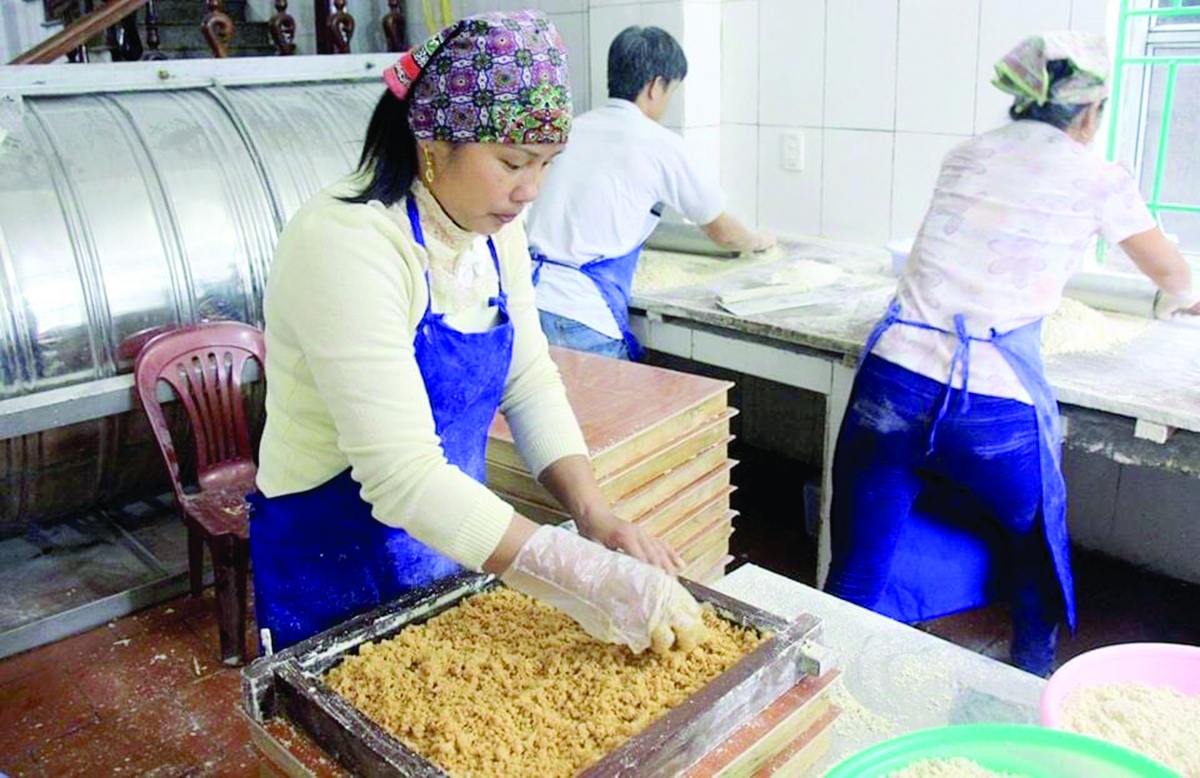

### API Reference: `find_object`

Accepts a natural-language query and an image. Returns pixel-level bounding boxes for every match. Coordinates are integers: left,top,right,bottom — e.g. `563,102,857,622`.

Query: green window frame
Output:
1108,0,1200,257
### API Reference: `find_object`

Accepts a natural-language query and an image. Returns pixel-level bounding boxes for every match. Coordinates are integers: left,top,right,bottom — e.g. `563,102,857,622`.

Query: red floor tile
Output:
71,617,209,719
176,669,252,770
31,694,199,778
183,600,258,668
189,743,261,778
918,605,1011,654
0,671,98,758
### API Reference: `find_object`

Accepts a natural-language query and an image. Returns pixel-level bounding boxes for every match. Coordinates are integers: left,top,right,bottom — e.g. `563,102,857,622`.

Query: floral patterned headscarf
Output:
382,10,572,145
992,32,1110,111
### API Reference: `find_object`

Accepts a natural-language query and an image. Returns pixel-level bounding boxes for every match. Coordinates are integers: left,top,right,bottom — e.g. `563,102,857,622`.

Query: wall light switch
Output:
781,130,805,172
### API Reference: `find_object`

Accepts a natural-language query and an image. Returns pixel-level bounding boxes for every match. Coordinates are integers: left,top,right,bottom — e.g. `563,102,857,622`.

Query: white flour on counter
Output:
1042,297,1149,357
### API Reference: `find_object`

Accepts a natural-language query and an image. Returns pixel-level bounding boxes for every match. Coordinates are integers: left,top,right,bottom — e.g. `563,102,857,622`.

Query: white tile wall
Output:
588,3,639,106
821,129,894,243
758,126,822,237
890,131,967,239
975,0,1072,133
635,2,686,127
824,0,898,131
721,0,758,124
681,1,721,127
682,126,723,190
758,0,824,128
548,11,591,113
542,0,589,13
1071,0,1114,35
895,0,980,136
721,124,759,226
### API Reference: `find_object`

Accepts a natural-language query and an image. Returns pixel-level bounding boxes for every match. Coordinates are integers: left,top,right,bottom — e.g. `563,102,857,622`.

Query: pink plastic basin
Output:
1041,642,1200,728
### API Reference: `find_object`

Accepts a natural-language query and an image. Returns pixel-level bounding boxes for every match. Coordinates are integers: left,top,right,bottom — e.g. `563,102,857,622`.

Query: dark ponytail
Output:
1008,59,1100,130
340,89,419,207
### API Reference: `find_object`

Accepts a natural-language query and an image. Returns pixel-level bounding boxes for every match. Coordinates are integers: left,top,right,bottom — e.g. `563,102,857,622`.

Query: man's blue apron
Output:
248,195,515,652
856,299,1076,631
531,244,645,360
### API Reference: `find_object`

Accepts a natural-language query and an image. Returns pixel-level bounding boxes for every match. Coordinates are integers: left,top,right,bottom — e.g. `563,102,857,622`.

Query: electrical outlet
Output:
781,130,805,172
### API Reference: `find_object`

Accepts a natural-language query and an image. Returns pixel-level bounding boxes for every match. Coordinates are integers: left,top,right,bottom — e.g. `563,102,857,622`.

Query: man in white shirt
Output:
526,25,774,360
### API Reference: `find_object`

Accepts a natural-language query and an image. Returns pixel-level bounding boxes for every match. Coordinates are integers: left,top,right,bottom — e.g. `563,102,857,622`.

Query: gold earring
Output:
422,145,435,184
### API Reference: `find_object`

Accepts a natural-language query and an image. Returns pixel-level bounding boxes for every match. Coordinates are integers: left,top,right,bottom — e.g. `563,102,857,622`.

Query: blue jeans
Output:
538,310,630,360
825,355,1062,675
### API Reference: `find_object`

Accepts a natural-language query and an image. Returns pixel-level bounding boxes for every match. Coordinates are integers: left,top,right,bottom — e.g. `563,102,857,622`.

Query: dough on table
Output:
1041,297,1149,356
633,249,840,295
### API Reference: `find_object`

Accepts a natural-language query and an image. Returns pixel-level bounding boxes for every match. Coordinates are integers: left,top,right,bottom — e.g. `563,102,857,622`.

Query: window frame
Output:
1110,0,1200,259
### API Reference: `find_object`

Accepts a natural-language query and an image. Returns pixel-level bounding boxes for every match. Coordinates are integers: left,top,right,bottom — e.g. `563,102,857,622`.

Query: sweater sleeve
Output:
272,202,513,570
494,221,590,477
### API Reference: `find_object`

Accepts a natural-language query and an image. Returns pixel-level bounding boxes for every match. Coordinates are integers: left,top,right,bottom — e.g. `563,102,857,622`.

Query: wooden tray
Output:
243,574,827,778
488,347,733,480
486,410,736,506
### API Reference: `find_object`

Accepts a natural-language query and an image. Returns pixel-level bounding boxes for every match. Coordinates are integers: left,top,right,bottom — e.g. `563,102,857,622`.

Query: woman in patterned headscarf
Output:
824,32,1197,676
249,11,705,655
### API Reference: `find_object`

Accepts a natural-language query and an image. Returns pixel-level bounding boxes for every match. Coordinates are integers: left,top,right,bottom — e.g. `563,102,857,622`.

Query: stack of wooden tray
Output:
487,347,739,583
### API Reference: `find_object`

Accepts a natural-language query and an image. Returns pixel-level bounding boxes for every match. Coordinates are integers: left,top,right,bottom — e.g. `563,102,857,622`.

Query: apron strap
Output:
407,194,507,317
487,237,506,310
866,299,1012,455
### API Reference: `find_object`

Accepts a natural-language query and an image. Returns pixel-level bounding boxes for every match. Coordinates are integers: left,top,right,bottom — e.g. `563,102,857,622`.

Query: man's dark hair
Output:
607,26,688,102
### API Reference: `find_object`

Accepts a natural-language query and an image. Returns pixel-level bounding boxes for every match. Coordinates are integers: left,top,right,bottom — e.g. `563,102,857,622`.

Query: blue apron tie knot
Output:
530,250,546,286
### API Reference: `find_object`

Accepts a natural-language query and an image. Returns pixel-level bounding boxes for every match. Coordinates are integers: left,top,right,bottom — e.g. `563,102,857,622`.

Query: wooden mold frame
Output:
242,572,826,778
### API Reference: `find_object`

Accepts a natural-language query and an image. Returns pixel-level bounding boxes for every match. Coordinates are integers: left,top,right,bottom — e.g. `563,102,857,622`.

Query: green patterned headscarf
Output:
992,32,1110,110
382,10,572,145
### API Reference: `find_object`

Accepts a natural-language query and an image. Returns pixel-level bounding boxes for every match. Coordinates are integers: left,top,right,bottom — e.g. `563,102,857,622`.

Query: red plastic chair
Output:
134,321,265,666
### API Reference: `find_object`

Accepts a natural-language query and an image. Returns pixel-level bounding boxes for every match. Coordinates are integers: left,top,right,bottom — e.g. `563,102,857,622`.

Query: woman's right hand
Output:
499,525,708,655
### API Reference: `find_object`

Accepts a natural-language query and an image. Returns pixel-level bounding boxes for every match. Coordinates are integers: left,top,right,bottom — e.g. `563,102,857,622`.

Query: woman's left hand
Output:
579,512,686,576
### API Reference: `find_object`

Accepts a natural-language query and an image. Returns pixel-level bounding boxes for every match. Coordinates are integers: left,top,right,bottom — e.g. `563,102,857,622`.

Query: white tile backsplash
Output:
895,0,980,136
721,124,759,226
548,12,591,114
588,4,639,107
758,0,825,127
822,129,894,243
1070,0,1113,35
890,132,968,240
721,0,758,124
683,126,723,189
682,1,722,127
975,0,1072,133
758,126,823,237
542,0,589,12
641,1,684,39
641,2,687,128
824,0,899,131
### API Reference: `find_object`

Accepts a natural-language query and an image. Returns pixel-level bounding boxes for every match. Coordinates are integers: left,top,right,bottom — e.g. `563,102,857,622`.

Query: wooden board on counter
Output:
488,346,734,478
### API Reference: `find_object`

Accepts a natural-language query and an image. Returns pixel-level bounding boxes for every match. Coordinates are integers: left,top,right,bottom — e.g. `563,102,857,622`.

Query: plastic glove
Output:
500,525,708,655
1153,287,1200,318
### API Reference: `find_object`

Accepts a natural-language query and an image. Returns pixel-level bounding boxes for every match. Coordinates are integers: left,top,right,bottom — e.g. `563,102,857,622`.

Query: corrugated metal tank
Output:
0,59,388,529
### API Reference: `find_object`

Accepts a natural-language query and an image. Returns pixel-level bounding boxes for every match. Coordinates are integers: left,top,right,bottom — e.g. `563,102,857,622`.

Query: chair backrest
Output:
134,322,266,496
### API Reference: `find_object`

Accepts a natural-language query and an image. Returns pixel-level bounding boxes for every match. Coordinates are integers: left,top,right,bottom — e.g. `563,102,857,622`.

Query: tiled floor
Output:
0,590,259,778
2,445,1199,776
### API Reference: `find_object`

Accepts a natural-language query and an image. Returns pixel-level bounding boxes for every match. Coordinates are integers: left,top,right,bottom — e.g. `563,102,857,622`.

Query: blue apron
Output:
858,299,1076,631
532,244,645,360
249,195,515,652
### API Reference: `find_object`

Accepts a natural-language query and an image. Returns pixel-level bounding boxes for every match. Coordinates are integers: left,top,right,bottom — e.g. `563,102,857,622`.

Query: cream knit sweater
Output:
256,178,588,570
